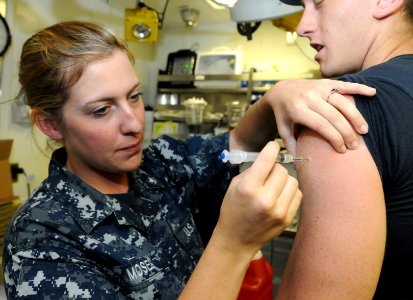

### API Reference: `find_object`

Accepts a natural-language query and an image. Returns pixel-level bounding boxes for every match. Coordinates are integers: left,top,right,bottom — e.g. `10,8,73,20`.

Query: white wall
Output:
0,0,317,201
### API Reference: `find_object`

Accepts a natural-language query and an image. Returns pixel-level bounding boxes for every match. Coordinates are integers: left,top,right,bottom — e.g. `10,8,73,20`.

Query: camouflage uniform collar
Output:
48,148,122,233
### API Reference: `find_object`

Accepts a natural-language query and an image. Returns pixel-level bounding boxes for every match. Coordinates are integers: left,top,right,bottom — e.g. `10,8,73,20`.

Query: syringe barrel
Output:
277,153,294,163
240,151,259,163
220,150,298,164
220,150,259,164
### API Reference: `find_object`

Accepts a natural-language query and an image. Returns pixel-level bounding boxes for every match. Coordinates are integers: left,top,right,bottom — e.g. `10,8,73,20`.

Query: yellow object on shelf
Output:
125,7,159,43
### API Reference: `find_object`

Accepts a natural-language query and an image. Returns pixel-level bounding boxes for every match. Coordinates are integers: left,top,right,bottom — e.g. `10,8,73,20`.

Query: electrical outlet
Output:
11,163,25,182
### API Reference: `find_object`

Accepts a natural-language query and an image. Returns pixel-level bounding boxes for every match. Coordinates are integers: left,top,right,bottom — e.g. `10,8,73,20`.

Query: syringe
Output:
220,149,306,164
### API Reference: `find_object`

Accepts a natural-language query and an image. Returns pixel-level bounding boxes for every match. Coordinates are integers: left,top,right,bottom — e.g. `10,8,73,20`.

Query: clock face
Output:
0,14,11,57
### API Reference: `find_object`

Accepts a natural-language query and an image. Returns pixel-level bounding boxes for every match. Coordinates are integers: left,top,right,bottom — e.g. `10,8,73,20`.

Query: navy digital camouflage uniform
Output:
2,133,234,299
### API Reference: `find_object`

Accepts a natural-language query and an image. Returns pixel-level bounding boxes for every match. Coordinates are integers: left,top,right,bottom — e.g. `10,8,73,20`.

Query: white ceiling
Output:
104,0,231,27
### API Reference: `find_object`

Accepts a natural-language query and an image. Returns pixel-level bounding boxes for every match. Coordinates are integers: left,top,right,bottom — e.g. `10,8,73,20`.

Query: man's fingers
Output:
335,81,376,96
326,92,369,135
292,109,350,153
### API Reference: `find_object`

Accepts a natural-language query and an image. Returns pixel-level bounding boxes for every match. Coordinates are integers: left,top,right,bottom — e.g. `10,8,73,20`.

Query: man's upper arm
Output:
277,128,386,299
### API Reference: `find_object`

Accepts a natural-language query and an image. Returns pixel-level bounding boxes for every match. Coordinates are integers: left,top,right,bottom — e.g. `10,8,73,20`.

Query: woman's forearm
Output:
179,230,254,300
230,96,277,151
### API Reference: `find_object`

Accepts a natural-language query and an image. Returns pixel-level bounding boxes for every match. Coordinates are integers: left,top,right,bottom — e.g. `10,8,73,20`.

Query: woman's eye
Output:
130,92,143,103
92,106,110,116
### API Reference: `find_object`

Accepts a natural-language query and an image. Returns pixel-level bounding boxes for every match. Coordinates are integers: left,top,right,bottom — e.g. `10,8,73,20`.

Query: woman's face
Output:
58,50,145,182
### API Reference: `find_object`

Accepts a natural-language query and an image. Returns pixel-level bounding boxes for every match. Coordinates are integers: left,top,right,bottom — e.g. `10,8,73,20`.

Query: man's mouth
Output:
310,43,324,62
311,43,324,53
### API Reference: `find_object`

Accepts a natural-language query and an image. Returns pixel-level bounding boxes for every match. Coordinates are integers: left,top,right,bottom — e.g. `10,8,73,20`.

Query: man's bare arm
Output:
276,125,386,299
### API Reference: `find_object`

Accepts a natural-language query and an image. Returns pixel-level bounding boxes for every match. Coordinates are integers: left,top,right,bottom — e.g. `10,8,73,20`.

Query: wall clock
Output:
0,14,11,57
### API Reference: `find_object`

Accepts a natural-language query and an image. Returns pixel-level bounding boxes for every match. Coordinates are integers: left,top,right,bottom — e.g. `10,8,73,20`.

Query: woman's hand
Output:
264,79,376,154
213,141,302,256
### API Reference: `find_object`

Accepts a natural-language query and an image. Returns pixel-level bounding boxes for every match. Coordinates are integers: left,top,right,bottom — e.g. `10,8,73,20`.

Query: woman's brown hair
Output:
18,21,134,125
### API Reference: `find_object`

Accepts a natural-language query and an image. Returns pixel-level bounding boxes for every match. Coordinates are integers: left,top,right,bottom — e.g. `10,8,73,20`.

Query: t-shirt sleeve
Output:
341,74,413,212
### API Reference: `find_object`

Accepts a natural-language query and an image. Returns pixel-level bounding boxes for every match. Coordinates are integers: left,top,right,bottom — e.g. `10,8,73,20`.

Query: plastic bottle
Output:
237,250,273,300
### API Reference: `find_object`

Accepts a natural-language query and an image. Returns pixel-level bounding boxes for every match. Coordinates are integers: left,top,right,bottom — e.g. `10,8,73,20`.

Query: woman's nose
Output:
119,102,144,135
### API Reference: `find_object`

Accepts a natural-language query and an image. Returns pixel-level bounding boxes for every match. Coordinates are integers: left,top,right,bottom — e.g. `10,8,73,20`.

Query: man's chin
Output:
319,67,344,79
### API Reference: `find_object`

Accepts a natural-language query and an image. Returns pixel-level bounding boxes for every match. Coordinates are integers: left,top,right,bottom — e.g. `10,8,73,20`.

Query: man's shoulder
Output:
344,55,413,81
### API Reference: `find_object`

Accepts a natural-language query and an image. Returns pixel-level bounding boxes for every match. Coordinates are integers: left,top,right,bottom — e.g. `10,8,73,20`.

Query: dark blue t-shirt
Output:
341,55,413,299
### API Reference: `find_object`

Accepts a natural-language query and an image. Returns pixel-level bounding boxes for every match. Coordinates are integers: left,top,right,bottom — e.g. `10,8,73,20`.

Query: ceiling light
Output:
230,0,303,22
206,0,239,9
180,6,200,27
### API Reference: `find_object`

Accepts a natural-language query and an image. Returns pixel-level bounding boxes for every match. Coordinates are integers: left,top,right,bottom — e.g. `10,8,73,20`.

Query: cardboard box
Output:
0,140,14,200
0,258,3,283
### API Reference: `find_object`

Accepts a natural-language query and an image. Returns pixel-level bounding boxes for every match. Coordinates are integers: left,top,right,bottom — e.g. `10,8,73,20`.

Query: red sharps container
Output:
238,250,273,300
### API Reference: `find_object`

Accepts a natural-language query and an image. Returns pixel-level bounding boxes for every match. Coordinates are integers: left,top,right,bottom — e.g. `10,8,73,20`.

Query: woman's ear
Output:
31,109,63,140
374,0,404,19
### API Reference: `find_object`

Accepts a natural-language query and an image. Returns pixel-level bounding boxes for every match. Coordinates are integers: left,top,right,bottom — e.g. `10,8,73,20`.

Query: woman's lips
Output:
119,143,140,155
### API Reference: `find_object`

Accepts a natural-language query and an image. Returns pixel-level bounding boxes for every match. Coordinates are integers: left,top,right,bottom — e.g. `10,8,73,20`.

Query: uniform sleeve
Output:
142,133,237,245
4,256,124,299
143,132,235,193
